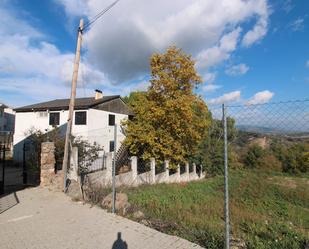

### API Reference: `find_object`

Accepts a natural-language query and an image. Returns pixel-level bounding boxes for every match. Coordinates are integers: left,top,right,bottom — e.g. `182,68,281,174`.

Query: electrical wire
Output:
83,0,120,31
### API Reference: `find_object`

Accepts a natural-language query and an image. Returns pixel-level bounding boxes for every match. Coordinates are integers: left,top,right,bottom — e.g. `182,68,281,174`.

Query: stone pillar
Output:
131,156,137,182
193,163,196,175
185,162,190,181
176,164,180,182
150,158,156,184
105,152,113,182
40,142,56,187
164,160,169,181
68,147,78,181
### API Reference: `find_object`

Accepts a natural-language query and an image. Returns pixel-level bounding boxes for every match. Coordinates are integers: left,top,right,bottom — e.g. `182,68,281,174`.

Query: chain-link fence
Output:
206,99,309,248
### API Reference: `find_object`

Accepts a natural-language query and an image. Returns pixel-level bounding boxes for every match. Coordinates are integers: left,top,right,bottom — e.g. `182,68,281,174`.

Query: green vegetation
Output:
190,117,309,175
25,127,102,173
124,170,309,249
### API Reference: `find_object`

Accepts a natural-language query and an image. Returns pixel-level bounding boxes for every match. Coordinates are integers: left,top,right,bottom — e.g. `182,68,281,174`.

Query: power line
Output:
83,0,120,31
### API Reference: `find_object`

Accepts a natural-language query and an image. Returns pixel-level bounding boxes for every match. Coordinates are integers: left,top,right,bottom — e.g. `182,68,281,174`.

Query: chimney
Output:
95,89,103,100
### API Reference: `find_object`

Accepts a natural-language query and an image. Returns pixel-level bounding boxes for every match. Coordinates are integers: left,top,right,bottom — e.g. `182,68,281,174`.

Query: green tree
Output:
191,117,238,175
124,46,210,166
244,145,265,168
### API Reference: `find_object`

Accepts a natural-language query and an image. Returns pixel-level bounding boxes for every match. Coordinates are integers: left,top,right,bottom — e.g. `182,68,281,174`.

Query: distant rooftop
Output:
14,95,121,112
0,103,8,109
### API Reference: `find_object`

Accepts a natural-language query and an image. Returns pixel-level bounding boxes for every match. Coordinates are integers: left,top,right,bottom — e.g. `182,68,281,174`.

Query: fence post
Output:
105,153,113,183
164,160,169,182
176,164,180,182
150,158,155,184
131,156,137,183
223,103,230,249
185,162,189,181
0,145,5,195
193,163,196,179
23,143,27,184
112,124,117,214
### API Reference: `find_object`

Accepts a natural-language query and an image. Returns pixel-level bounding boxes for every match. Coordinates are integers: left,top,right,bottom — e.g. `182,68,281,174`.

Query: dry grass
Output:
124,170,309,249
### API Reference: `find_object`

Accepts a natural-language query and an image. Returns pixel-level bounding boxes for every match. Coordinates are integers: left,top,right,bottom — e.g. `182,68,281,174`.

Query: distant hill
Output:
236,125,284,134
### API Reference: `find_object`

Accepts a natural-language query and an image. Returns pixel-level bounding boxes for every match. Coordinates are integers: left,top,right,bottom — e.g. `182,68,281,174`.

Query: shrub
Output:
257,154,282,171
244,145,264,168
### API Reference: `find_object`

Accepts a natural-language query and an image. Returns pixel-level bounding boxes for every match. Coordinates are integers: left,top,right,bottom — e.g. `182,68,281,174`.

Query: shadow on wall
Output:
13,123,67,163
12,124,68,186
112,232,128,249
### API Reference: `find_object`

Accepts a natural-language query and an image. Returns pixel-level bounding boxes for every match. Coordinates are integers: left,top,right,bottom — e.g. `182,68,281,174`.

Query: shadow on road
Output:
112,232,128,249
0,191,19,214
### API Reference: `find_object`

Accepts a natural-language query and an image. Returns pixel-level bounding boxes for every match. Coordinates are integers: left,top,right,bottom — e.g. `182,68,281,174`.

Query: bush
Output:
244,145,264,168
257,154,282,171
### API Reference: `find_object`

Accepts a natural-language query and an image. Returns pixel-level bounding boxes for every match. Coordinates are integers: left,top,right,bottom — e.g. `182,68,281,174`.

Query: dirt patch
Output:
268,176,300,189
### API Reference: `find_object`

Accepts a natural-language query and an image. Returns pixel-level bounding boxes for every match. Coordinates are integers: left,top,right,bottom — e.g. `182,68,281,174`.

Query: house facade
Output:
13,91,133,162
0,104,15,132
0,103,15,149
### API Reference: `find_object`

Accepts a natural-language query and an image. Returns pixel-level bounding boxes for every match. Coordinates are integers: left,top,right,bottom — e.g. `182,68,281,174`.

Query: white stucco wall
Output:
85,109,127,152
0,107,15,132
13,108,128,161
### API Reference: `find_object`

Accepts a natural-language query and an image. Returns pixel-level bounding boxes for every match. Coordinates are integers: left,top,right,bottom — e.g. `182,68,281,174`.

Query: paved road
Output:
0,187,203,249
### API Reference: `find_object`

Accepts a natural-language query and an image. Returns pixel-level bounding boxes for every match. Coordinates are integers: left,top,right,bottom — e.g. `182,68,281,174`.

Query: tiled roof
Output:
14,95,120,112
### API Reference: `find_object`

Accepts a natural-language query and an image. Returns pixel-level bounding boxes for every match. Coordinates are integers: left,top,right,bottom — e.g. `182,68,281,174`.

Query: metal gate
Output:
0,145,5,195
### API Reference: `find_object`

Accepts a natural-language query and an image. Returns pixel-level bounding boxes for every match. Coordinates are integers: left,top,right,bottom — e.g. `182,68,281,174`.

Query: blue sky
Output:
0,0,308,108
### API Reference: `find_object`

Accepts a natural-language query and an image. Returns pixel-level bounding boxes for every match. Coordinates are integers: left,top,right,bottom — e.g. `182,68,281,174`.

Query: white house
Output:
13,90,134,162
0,103,15,132
0,103,15,150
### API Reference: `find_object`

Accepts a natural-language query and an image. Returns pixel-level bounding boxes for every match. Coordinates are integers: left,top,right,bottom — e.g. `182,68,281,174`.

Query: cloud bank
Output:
0,0,270,106
57,0,269,83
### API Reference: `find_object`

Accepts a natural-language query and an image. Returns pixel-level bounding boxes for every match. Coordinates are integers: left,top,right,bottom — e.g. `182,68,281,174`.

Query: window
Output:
108,114,115,126
38,112,48,118
49,112,60,126
75,111,87,125
109,141,115,152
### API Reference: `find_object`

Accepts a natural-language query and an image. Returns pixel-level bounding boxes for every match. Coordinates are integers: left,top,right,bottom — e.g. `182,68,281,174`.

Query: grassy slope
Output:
124,170,309,249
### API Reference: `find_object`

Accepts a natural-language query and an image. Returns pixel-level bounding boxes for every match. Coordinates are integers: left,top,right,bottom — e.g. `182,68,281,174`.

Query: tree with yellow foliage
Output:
124,46,210,166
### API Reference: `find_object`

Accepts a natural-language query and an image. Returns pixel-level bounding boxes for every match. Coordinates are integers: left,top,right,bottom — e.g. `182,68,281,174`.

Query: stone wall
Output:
83,154,205,188
40,142,63,191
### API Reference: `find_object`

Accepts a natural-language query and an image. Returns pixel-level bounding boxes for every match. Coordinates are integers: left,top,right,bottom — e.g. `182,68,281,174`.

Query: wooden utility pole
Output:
62,19,84,191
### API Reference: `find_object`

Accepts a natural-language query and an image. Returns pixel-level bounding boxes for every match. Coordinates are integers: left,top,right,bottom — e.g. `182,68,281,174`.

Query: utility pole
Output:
62,19,84,192
112,124,118,213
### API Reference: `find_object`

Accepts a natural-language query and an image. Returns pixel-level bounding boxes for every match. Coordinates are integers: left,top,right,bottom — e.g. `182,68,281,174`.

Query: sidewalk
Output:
0,187,203,249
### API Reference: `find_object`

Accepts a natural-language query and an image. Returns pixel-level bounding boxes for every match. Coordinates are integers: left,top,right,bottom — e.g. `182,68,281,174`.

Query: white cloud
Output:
208,90,241,105
225,63,249,76
203,72,216,84
202,84,222,93
55,0,270,82
196,27,241,69
242,19,268,47
289,17,305,31
306,60,309,68
0,4,109,106
247,90,274,105
283,0,294,13
242,0,269,47
54,0,88,17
